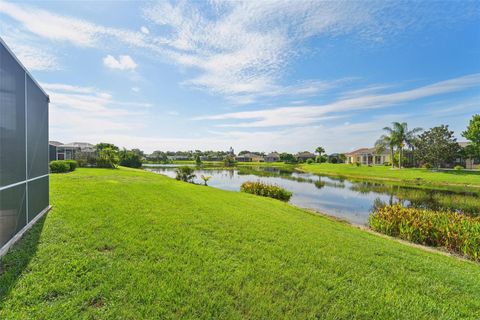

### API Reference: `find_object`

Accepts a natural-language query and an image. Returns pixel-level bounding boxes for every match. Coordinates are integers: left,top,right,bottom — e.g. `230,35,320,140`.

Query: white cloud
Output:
143,1,477,101
103,55,137,70
132,87,140,92
6,42,58,71
194,74,480,127
2,1,476,103
44,83,151,144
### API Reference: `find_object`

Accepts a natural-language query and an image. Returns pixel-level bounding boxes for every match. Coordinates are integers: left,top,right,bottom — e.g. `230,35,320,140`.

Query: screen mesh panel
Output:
0,183,27,248
0,44,26,187
28,176,49,221
27,76,49,178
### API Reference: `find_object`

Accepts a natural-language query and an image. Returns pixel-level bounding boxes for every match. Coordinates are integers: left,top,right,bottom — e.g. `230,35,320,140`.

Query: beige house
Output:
345,148,392,165
265,152,280,162
235,152,264,162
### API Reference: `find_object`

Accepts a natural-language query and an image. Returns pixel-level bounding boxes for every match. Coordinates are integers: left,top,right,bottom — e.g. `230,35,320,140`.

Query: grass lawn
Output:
299,163,480,187
1,168,479,319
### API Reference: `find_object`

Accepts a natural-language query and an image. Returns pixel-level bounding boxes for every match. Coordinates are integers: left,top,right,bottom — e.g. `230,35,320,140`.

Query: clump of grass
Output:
370,204,480,261
240,181,292,202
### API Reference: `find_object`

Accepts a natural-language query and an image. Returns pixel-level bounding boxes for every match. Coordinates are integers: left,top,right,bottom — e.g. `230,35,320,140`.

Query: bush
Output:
422,163,432,169
369,204,480,261
306,158,314,164
119,150,142,168
175,166,196,182
355,162,361,167
330,158,338,164
96,148,119,168
454,165,464,171
49,160,71,173
383,162,391,166
65,160,78,171
240,181,292,202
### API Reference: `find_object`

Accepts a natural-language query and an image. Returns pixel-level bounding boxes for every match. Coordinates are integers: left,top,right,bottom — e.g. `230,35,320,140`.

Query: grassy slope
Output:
0,168,479,319
300,163,480,187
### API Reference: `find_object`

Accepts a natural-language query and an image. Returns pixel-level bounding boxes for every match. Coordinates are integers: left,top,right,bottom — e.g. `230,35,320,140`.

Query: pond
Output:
144,165,480,225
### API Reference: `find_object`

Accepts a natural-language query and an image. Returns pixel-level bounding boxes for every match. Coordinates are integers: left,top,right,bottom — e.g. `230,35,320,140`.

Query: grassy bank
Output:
1,168,479,319
300,163,480,187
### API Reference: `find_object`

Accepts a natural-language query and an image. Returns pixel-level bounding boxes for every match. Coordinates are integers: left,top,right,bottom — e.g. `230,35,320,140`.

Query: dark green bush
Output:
65,160,78,171
119,149,142,168
370,204,480,261
355,162,361,167
240,181,292,202
306,158,314,164
422,163,432,169
49,160,70,173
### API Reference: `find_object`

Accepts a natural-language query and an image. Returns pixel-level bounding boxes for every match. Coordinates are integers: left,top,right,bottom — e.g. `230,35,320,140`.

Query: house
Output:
295,151,316,162
345,148,391,165
1,38,50,254
265,152,280,162
49,141,95,161
327,153,343,163
235,153,264,162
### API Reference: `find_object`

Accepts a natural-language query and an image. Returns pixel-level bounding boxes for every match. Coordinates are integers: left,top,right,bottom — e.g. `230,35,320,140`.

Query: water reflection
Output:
145,165,480,225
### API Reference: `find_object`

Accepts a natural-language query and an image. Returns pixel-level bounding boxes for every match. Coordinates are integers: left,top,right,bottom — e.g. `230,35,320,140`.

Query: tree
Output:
223,155,237,167
415,125,461,169
200,175,211,186
95,142,119,151
375,132,396,168
119,149,142,168
96,147,119,168
279,153,297,164
315,147,325,159
195,154,202,166
175,166,196,182
462,114,480,159
380,122,422,168
339,154,346,163
131,148,145,158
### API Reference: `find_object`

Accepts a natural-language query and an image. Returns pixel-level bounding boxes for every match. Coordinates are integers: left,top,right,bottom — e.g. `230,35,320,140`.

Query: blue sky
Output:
1,1,479,153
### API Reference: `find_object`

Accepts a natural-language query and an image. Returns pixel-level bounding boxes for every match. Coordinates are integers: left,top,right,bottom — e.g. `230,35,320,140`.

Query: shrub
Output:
422,163,432,169
49,160,70,173
175,166,196,182
119,149,142,168
223,155,237,167
355,162,361,167
96,148,119,168
240,181,292,202
306,158,314,164
369,204,480,261
330,158,338,164
383,162,391,166
65,160,78,171
454,165,464,171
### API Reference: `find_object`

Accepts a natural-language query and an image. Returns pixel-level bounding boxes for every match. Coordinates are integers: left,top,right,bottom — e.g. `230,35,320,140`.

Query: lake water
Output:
145,165,480,225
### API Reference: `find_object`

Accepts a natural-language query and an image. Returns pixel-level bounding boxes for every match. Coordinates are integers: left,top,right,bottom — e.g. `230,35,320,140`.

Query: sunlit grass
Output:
1,168,479,319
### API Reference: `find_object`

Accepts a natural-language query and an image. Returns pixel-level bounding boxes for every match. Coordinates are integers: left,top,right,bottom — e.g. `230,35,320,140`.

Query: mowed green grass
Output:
1,168,480,319
300,163,480,187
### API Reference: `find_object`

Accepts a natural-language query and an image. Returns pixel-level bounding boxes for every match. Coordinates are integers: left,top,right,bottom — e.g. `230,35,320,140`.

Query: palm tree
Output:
375,133,396,168
200,175,211,186
389,122,422,168
315,146,325,162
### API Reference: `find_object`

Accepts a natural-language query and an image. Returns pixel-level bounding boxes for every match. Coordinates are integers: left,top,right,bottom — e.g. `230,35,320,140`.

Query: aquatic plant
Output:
240,181,292,202
370,204,480,261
